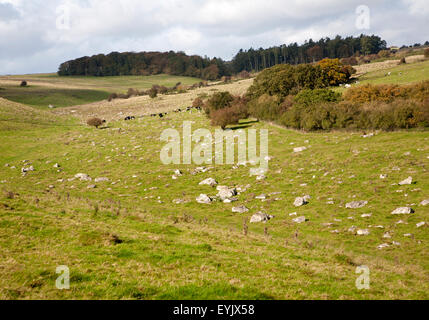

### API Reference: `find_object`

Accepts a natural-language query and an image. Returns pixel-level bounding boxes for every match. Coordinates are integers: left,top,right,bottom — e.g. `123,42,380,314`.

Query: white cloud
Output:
0,0,428,74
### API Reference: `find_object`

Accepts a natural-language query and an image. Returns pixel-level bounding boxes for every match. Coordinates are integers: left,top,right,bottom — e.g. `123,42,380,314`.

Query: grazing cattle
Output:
124,116,135,121
159,113,164,118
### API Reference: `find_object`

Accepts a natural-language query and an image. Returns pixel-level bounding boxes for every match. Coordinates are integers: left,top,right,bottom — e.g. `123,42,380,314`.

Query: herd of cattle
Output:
123,105,202,121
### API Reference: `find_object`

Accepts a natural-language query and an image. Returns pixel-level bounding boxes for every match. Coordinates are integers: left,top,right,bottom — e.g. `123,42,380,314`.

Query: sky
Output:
0,0,428,75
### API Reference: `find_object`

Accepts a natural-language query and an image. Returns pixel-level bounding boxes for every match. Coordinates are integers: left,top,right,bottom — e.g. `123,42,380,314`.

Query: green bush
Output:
204,91,234,116
294,89,341,107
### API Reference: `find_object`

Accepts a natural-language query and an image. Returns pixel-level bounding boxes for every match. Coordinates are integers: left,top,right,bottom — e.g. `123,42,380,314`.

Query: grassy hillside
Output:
0,61,428,300
0,103,428,300
0,74,202,109
358,59,429,85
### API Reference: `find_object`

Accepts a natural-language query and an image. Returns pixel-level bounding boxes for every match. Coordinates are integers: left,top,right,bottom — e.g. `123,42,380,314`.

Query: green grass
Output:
0,74,202,109
0,86,110,109
0,103,428,300
358,59,429,85
0,62,428,300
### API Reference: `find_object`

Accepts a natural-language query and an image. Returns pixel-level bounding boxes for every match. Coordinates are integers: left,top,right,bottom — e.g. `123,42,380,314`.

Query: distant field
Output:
0,74,202,109
358,58,429,86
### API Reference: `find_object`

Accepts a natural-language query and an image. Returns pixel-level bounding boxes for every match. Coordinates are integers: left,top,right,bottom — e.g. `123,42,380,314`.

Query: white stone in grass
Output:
95,177,109,183
361,213,372,218
377,243,390,250
420,199,429,206
196,194,212,204
293,216,306,224
293,147,307,153
357,229,370,236
75,173,91,181
250,212,274,223
216,186,237,200
294,196,310,207
398,177,413,185
416,222,426,228
383,232,392,239
346,200,368,209
391,207,414,215
199,178,217,187
232,205,249,214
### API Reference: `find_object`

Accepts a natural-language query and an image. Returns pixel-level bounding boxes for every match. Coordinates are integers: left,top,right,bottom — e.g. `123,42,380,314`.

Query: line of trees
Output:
58,34,388,79
231,34,387,73
58,51,230,80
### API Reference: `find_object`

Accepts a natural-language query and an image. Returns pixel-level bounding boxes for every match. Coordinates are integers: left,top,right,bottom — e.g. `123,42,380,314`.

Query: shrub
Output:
294,88,341,107
87,118,105,128
20,81,27,87
246,64,298,100
340,57,358,66
317,58,355,86
247,94,284,121
237,70,251,79
399,57,406,64
158,86,168,94
192,98,204,108
108,93,118,102
127,88,139,97
378,50,391,58
210,101,248,129
204,91,234,116
424,48,429,58
148,87,158,98
343,81,429,103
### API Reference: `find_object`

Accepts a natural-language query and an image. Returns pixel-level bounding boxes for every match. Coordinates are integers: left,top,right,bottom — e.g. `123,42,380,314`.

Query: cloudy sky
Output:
0,0,428,74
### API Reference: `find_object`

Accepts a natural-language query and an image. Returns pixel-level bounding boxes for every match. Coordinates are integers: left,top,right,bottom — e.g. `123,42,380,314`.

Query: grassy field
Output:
358,58,429,85
0,61,428,300
0,74,202,109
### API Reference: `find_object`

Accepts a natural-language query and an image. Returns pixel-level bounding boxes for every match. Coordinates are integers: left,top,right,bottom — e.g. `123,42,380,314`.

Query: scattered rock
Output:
377,243,390,250
75,173,92,181
21,166,34,173
293,216,306,224
416,222,426,228
53,163,60,168
346,200,368,209
391,207,414,215
94,177,109,183
199,178,218,187
398,177,413,185
232,205,249,213
294,195,310,207
87,185,97,189
357,229,370,236
250,212,274,223
361,213,372,218
380,174,387,179
196,194,212,204
293,147,307,153
255,194,267,200
383,232,392,239
216,186,237,200
420,199,429,206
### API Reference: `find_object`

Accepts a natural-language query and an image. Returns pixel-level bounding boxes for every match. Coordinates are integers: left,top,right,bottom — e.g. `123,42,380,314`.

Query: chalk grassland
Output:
0,74,203,109
0,58,428,300
52,79,253,121
0,102,428,299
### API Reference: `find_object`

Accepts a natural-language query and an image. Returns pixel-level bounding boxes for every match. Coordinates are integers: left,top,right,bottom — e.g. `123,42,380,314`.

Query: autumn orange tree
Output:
317,58,355,86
